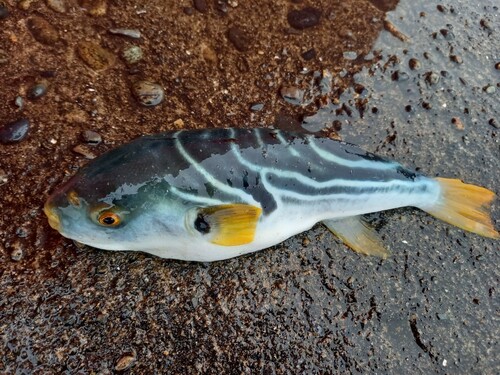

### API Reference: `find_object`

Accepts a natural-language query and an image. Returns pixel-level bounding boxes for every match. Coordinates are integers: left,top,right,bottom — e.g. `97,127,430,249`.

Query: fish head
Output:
43,156,189,252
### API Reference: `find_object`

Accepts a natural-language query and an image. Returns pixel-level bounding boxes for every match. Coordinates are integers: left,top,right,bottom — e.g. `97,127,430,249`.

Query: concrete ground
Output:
0,0,498,373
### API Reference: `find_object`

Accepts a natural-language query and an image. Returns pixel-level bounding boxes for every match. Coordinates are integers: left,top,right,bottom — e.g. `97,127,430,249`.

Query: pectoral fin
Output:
323,216,389,258
194,204,262,246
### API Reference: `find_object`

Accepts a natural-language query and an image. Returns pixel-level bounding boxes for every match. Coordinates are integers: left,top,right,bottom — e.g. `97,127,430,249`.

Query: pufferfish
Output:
44,128,499,261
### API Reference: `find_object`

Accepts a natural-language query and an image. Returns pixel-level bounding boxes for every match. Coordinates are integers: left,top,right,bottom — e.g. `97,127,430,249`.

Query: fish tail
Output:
422,178,499,239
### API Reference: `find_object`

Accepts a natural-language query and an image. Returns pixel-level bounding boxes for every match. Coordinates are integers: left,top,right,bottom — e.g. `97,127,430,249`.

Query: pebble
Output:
10,242,24,262
121,46,143,65
343,51,357,60
81,130,102,144
27,16,59,45
0,118,30,144
391,70,409,81
450,55,463,64
488,118,498,129
193,0,207,13
183,7,194,15
200,43,218,64
46,0,66,13
115,352,136,371
27,81,49,100
0,168,7,185
80,0,107,16
227,26,251,52
301,48,316,61
250,103,264,112
425,71,440,85
287,7,321,30
280,86,304,106
132,81,164,106
439,29,454,40
0,49,8,65
0,2,9,19
18,0,34,10
77,41,115,70
495,62,500,70
483,84,496,94
73,144,96,159
451,117,464,130
408,58,421,70
14,96,24,109
109,28,141,39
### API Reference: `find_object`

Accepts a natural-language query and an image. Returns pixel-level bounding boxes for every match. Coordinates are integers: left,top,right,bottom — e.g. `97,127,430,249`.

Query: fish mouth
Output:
44,200,61,232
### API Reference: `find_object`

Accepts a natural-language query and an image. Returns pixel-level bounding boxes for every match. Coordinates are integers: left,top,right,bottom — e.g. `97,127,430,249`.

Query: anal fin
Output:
323,216,390,258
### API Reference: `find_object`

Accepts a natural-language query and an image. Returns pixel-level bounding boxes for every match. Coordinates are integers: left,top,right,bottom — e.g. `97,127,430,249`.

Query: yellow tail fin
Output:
423,178,499,239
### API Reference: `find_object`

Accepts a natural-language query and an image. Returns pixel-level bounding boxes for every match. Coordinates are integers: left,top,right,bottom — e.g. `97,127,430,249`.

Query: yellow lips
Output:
44,200,61,232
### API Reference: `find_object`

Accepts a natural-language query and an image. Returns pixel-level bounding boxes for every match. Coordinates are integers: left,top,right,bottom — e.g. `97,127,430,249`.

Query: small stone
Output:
391,70,409,81
451,117,464,130
173,119,184,129
0,49,8,65
425,71,440,85
250,103,264,112
215,1,228,13
73,144,96,159
77,41,115,70
115,351,136,371
480,19,491,30
439,29,454,40
121,46,143,65
301,48,316,61
10,242,24,261
408,58,421,70
46,0,66,13
0,168,7,185
27,81,49,100
79,0,107,16
280,86,303,106
0,118,30,144
227,26,251,52
436,5,447,12
235,56,249,72
200,44,218,64
27,17,59,45
343,51,357,60
0,2,9,19
422,101,432,110
495,62,500,70
14,96,24,109
450,55,463,64
18,0,34,10
109,28,141,39
81,130,102,144
488,118,498,129
132,81,164,106
193,0,207,13
287,7,321,30
483,84,496,94
183,7,194,15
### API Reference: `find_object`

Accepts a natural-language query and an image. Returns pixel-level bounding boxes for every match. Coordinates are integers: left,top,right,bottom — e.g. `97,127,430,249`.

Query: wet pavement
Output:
0,0,498,373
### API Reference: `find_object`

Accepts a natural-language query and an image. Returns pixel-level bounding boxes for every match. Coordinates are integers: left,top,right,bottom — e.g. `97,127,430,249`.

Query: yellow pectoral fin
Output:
198,204,262,246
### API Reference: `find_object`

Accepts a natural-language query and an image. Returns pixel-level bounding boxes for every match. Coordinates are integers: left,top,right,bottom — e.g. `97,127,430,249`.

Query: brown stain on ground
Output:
0,1,388,372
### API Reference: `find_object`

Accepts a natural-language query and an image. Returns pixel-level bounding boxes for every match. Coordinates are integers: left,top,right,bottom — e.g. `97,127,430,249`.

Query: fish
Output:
44,128,499,261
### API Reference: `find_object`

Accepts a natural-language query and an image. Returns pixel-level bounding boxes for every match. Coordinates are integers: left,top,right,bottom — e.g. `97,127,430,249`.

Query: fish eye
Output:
90,203,126,228
98,211,121,227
